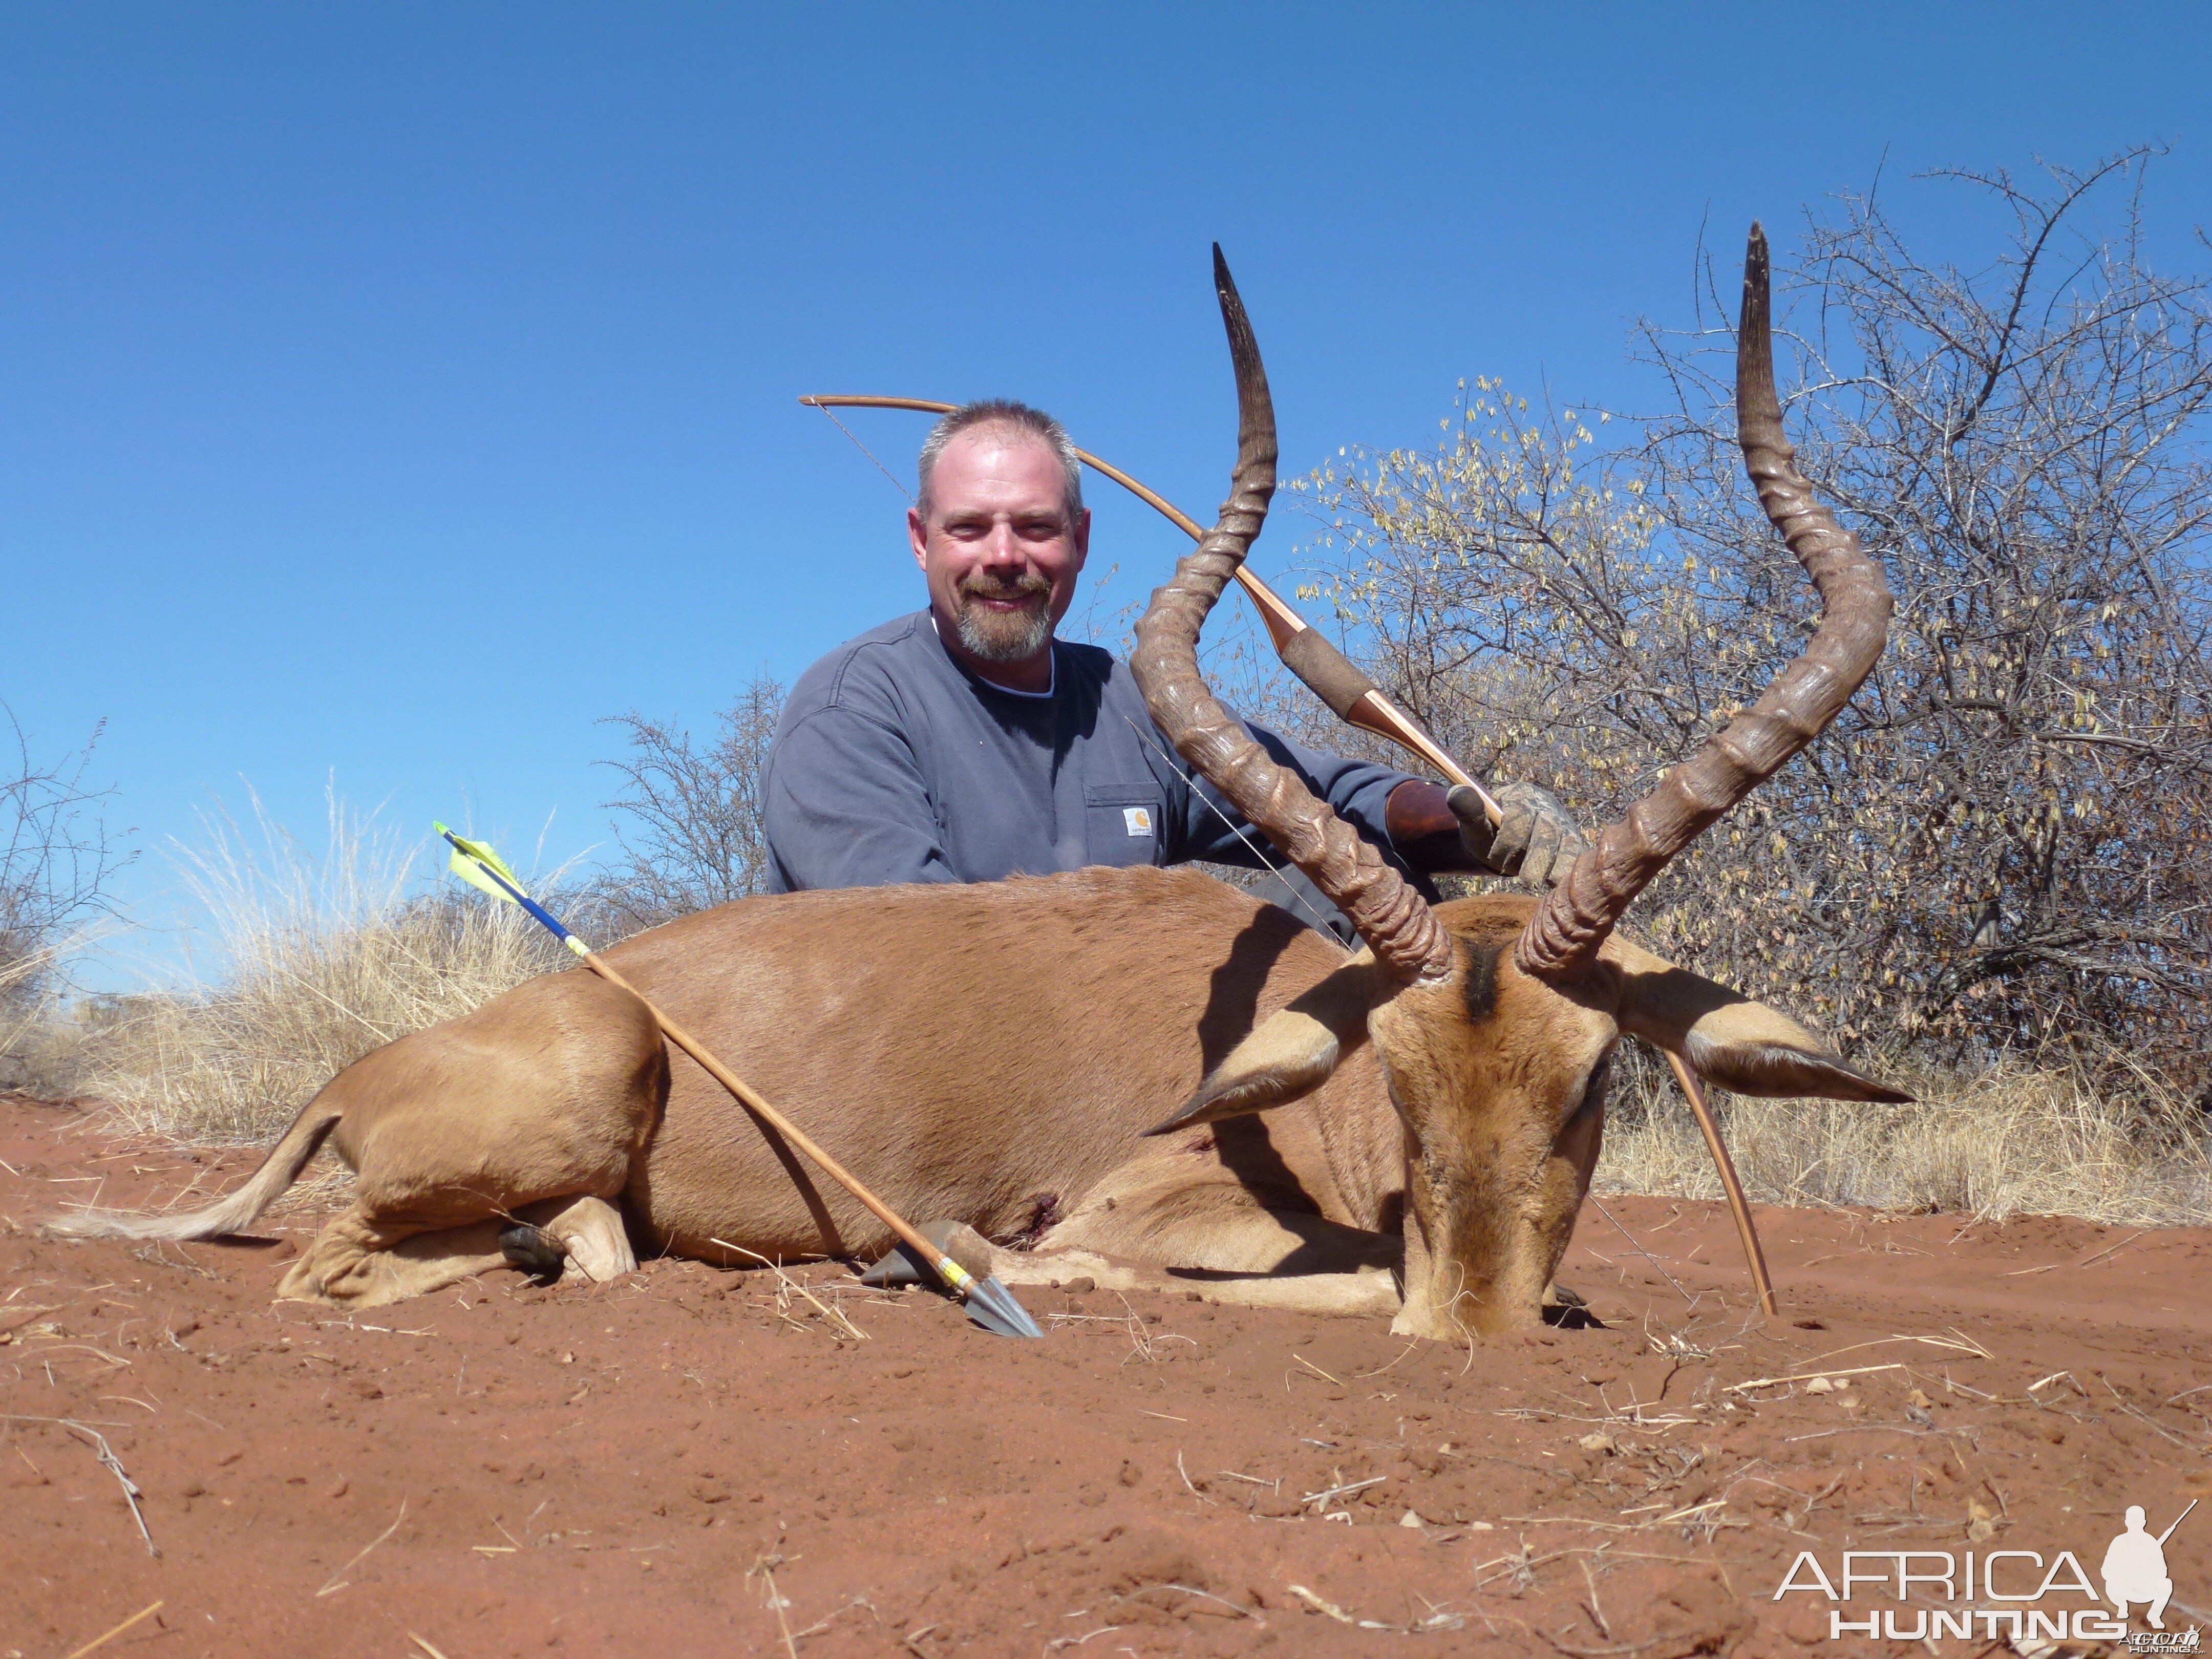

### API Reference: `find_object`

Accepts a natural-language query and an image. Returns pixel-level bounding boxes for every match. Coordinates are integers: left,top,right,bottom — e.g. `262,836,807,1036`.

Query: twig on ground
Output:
1726,1364,1902,1394
61,1600,164,1659
713,1240,868,1341
1291,1352,1344,1387
1541,1630,1667,1657
1043,1626,1121,1654
407,1635,451,1659
1354,1342,1419,1379
747,1549,800,1659
1301,1474,1387,1508
1285,1584,1357,1624
1588,1197,1696,1306
1176,1449,1215,1505
1113,1583,1256,1621
2074,1230,2150,1269
785,1598,882,1641
14,1341,131,1368
1802,1331,1991,1366
2101,1375,2200,1449
1579,1558,1612,1639
315,1497,408,1596
2,1415,159,1555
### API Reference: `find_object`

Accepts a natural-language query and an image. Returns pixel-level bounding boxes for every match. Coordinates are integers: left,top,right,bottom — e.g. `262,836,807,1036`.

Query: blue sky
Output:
6,5,2208,985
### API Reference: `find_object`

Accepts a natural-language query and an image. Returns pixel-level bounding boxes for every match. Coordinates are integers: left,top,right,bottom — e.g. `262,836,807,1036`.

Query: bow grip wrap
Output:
1278,627,1380,721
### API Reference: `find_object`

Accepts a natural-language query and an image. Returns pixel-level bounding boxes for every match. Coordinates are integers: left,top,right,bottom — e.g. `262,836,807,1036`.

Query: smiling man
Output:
759,400,1580,922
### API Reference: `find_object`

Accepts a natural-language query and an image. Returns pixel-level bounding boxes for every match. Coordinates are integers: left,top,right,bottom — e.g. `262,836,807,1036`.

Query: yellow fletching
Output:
432,821,527,904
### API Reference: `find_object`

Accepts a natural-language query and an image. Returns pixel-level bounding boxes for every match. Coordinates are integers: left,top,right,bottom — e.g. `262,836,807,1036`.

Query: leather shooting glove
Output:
1447,780,1589,889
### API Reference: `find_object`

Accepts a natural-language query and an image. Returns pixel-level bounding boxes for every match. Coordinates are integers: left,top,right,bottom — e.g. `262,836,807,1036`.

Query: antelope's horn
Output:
1515,224,1894,981
1131,246,1454,985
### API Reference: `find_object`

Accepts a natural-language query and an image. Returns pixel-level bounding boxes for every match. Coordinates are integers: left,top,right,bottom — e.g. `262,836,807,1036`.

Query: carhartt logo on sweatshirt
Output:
1123,807,1153,837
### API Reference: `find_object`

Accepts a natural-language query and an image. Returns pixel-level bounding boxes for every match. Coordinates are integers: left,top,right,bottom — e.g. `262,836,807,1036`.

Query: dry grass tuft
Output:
1599,1046,2212,1227
54,793,566,1148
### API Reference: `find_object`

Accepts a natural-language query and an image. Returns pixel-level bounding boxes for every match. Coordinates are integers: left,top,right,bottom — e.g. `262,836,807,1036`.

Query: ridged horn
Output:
1515,223,1894,980
1132,246,1455,985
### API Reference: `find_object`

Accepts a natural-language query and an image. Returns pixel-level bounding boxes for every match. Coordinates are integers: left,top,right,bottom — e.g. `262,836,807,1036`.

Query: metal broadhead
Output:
856,1240,933,1288
961,1273,1044,1340
855,1224,1044,1338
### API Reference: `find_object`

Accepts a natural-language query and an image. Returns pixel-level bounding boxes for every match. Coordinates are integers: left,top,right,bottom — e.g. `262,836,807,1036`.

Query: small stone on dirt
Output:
1397,1509,1423,1528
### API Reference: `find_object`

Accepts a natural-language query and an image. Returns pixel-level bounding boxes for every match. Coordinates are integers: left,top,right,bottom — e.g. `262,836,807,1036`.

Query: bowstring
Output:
810,401,917,503
1121,715,1350,953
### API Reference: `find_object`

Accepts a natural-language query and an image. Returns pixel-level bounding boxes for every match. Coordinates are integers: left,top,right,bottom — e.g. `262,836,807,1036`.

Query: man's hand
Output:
1447,781,1589,889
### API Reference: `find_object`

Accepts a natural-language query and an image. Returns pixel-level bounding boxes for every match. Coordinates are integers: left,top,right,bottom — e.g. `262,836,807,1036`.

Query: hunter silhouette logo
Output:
2106,1500,2194,1632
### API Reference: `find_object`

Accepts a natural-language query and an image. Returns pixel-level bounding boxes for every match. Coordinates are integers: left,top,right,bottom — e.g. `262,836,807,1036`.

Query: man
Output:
2102,1505,2179,1629
761,400,1582,923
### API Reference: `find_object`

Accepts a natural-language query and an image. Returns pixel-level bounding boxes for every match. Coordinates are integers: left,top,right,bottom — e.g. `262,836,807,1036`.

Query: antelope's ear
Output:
1142,959,1385,1134
1616,961,1912,1104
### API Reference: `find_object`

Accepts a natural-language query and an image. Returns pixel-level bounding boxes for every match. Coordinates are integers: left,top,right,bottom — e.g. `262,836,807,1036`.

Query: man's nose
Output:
976,521,1025,566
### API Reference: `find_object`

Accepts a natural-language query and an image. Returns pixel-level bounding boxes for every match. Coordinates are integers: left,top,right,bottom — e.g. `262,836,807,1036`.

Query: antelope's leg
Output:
970,1169,1405,1318
280,1207,513,1307
275,969,668,1307
530,1195,637,1284
1042,1159,1401,1278
975,1238,1402,1318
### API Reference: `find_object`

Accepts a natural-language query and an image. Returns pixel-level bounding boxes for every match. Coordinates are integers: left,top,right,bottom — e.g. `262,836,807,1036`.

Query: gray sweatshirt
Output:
760,612,1423,928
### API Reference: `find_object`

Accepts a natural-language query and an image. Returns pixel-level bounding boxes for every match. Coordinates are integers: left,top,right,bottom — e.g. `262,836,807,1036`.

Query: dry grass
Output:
50,793,566,1148
1599,1047,2212,1227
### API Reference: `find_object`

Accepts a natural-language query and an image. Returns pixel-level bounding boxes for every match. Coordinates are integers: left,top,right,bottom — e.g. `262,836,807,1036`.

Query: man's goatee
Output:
953,579,1054,664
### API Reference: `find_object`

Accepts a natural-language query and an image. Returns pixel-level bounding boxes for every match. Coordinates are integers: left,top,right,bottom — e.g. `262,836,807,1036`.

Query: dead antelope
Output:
51,231,1906,1337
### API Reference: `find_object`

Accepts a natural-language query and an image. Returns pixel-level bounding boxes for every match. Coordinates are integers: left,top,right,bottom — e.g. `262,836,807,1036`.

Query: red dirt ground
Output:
3,1092,2208,1659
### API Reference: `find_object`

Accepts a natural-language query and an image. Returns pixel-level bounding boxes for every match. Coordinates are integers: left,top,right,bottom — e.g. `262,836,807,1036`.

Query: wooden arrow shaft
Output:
575,949,972,1292
802,394,1497,823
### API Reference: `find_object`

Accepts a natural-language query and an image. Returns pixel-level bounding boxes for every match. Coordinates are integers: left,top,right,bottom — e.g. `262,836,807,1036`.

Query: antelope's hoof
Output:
500,1223,566,1285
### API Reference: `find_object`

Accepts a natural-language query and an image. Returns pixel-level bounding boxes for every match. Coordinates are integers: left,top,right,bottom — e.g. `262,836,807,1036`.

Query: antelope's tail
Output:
45,1094,344,1242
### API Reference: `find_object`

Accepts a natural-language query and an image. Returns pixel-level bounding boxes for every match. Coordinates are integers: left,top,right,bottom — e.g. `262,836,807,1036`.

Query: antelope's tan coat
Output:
58,867,1898,1338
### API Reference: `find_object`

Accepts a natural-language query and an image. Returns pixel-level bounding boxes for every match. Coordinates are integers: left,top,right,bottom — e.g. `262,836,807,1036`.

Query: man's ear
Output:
1614,958,1912,1104
1143,959,1384,1135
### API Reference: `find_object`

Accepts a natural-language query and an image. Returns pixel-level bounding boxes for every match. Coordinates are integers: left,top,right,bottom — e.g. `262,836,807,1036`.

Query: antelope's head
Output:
1131,240,1909,1341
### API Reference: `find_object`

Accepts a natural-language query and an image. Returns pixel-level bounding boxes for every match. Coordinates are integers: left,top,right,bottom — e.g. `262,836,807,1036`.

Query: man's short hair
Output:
916,400,1084,525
